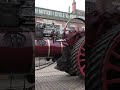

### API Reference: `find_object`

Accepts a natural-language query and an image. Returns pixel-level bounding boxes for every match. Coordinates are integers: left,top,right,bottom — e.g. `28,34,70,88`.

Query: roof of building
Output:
74,9,85,16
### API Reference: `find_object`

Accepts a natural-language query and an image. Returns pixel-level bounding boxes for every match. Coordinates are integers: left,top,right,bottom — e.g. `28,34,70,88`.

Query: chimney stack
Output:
72,0,76,14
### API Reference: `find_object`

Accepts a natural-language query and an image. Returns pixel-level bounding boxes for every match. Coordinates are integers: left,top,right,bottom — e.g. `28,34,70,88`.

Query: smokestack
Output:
72,0,76,14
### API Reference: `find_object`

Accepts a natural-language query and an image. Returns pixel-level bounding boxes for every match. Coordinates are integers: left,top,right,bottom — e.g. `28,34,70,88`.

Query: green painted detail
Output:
35,7,85,20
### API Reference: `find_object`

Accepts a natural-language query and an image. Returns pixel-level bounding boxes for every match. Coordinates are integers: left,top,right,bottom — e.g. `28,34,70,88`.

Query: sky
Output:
35,0,85,12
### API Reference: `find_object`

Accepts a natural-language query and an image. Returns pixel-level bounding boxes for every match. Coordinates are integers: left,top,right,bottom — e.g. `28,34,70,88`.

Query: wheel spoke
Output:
81,65,85,70
80,65,85,76
79,59,85,62
106,63,120,72
111,50,120,60
80,53,85,56
104,78,120,84
77,39,85,77
81,47,85,51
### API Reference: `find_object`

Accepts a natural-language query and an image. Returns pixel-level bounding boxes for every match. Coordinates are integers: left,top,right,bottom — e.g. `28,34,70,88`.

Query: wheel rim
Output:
78,40,85,77
102,33,120,90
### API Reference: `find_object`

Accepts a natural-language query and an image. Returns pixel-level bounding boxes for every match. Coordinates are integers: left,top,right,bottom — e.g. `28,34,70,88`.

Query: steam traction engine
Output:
35,23,65,61
35,18,85,77
86,0,120,90
0,0,35,85
35,0,120,90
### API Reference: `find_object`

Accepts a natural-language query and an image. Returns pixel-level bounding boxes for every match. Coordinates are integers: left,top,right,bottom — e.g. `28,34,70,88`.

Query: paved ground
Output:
35,58,53,70
0,74,34,90
35,63,85,90
35,58,48,67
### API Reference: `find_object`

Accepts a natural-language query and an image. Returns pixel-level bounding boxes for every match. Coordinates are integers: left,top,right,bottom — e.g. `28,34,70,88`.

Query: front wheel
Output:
71,36,85,78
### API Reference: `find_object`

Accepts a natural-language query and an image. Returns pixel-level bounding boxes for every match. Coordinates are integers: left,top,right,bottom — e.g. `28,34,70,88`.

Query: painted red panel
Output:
0,32,34,73
35,39,65,57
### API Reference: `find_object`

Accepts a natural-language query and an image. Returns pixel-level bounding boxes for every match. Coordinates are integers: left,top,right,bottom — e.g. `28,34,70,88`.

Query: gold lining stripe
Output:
47,40,50,57
61,42,63,54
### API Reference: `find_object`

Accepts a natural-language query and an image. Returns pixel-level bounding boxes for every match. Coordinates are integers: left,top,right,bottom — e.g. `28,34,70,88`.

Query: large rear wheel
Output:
86,25,120,90
71,36,85,78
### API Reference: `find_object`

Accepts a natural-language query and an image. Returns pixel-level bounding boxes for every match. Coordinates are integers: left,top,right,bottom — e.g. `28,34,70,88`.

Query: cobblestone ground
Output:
35,58,49,67
0,74,34,90
35,58,53,70
35,63,85,90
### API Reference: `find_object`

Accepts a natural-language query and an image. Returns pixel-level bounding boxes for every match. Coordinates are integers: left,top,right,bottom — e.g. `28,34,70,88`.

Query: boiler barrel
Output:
35,39,64,58
0,32,34,73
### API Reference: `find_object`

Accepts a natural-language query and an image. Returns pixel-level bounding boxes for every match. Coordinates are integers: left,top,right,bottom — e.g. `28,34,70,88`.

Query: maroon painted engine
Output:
35,23,66,59
35,39,64,58
0,32,34,73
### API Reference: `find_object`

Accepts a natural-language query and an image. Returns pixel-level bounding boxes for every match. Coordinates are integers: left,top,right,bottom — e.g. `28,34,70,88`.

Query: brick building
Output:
35,0,85,32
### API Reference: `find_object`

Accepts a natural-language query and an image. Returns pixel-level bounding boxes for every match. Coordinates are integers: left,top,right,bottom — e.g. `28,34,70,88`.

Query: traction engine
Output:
0,0,35,84
35,23,65,61
48,0,120,89
35,18,85,76
35,0,120,90
86,0,120,90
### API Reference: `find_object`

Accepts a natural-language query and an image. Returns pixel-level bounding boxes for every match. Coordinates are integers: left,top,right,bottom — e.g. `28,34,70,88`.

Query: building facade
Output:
35,0,85,32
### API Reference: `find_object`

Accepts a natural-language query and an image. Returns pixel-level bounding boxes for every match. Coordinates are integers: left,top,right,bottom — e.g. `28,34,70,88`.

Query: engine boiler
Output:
35,39,65,58
0,32,34,73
